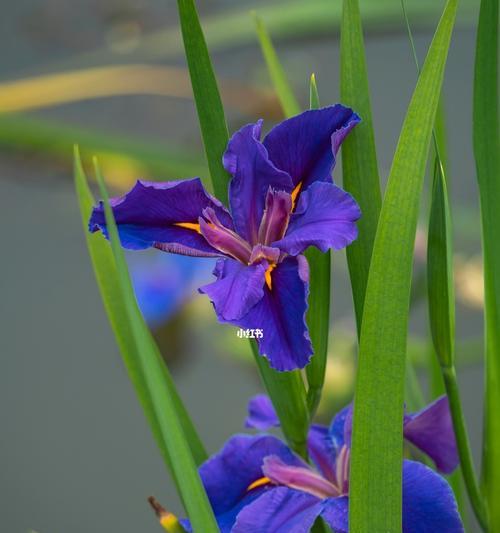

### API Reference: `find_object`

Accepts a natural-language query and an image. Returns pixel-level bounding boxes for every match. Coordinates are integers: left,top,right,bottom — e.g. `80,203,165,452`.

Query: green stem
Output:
441,366,489,531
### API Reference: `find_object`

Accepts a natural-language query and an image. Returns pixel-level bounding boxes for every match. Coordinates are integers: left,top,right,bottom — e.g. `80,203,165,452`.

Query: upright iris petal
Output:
90,106,361,371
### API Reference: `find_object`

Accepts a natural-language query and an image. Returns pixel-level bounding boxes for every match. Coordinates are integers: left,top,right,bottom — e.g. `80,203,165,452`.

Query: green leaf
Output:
473,0,500,526
176,0,230,201
340,0,382,335
252,12,301,117
74,150,217,530
304,76,331,416
0,114,206,181
348,1,458,530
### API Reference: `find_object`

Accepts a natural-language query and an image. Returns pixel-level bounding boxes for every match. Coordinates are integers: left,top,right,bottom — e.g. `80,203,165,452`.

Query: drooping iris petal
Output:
198,434,304,517
258,188,292,245
180,490,265,533
232,487,324,533
224,120,293,244
89,178,232,256
262,105,360,190
199,258,266,321
320,496,349,533
404,396,458,474
245,394,280,430
229,255,313,371
274,182,361,256
402,460,464,532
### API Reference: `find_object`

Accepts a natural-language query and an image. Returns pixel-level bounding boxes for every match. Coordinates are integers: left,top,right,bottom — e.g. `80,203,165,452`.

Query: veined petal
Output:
232,487,324,533
200,207,252,263
199,259,266,321
402,460,464,532
198,434,304,516
227,255,313,371
224,121,293,244
320,496,349,533
262,105,360,191
329,404,352,454
404,396,458,474
274,182,361,256
262,456,339,498
89,178,232,257
258,188,292,245
245,394,280,430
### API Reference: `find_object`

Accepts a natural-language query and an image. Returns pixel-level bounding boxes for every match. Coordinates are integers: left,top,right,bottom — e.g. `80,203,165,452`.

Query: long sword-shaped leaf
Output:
252,12,301,117
473,0,500,527
74,149,207,467
178,0,309,456
86,155,218,530
340,0,381,334
176,0,230,201
304,76,331,417
349,1,458,530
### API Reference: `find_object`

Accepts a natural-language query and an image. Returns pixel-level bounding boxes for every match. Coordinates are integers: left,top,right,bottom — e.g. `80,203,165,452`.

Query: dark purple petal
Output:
232,487,323,533
321,496,349,533
224,121,294,244
199,258,266,321
180,490,264,533
329,404,352,453
402,460,464,532
258,188,293,245
274,182,361,256
89,178,232,257
198,434,304,516
245,394,280,430
262,105,360,190
404,396,458,474
227,255,313,371
199,207,252,263
307,425,336,482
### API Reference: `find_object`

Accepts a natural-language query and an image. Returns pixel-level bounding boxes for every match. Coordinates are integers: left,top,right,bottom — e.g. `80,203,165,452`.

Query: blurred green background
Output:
0,0,485,531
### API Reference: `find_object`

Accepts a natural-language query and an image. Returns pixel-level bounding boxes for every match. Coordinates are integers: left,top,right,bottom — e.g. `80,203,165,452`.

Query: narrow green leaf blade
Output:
340,0,382,334
349,1,458,530
304,76,331,416
252,12,301,117
473,0,500,525
74,150,207,468
176,0,230,201
89,156,218,530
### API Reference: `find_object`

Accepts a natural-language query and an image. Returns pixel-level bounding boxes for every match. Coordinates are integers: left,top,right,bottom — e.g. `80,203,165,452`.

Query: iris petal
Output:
262,105,360,191
89,178,232,257
245,394,280,430
232,487,324,533
321,496,349,533
226,255,313,371
274,181,361,256
404,396,459,474
198,434,304,516
199,258,266,321
402,460,464,532
224,120,293,244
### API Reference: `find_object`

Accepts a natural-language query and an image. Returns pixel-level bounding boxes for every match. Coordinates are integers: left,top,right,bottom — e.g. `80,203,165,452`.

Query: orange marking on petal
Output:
174,222,201,234
265,264,276,291
247,476,271,491
290,181,303,211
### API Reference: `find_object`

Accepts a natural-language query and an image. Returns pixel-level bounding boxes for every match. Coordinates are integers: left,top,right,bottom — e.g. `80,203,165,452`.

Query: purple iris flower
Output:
181,395,463,532
89,106,361,371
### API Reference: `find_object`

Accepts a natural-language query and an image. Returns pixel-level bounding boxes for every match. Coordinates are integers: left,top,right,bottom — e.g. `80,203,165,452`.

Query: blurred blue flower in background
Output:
127,251,214,329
